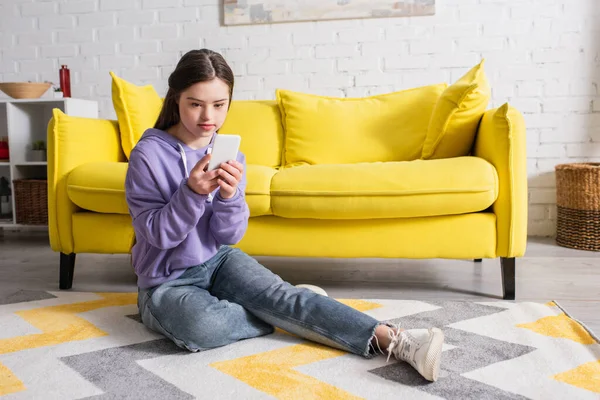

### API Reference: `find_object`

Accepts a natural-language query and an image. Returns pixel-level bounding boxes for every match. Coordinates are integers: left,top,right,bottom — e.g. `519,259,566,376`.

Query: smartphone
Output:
207,134,241,171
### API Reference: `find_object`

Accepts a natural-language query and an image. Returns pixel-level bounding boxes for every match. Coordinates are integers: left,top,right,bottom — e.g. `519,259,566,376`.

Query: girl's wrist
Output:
217,188,238,201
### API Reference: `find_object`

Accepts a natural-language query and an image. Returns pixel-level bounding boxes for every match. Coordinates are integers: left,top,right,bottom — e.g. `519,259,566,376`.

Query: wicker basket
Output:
555,163,600,251
13,179,48,225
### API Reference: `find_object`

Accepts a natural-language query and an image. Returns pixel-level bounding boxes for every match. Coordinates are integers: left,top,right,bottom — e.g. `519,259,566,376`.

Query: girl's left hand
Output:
217,160,244,199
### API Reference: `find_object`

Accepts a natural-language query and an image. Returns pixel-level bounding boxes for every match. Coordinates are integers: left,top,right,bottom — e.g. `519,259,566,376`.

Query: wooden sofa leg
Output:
501,257,516,300
60,253,76,290
474,258,482,262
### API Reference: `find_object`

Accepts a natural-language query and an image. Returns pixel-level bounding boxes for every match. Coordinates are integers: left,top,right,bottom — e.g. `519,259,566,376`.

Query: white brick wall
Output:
1,0,599,237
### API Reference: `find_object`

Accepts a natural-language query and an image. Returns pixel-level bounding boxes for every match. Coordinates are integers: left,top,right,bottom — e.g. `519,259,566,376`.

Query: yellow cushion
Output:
271,157,498,219
245,165,278,217
110,72,163,159
219,101,283,168
422,60,491,160
109,74,282,167
67,162,276,216
68,162,129,214
276,84,447,167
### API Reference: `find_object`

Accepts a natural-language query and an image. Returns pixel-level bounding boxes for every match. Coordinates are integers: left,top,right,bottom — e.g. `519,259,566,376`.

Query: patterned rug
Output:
1,291,599,399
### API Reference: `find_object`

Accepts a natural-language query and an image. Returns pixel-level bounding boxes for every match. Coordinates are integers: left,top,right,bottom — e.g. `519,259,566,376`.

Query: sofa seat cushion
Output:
68,162,129,214
245,165,277,217
271,157,498,219
67,162,276,216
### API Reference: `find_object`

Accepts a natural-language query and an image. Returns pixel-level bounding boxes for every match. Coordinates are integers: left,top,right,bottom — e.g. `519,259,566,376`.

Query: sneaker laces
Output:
385,323,402,362
387,328,422,365
399,332,420,367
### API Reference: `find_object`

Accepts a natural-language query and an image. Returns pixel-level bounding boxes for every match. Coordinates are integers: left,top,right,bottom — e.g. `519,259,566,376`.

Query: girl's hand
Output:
217,160,244,199
187,154,219,195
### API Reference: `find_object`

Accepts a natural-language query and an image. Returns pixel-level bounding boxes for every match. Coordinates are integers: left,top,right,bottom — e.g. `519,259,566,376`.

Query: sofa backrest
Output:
276,84,447,167
110,72,284,167
219,100,283,168
111,58,490,168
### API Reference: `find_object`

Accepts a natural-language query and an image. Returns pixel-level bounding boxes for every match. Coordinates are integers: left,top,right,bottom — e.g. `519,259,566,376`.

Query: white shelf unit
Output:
0,98,98,228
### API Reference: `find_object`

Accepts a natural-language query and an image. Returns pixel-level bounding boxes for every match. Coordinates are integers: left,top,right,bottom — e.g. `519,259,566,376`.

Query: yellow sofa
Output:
47,61,527,299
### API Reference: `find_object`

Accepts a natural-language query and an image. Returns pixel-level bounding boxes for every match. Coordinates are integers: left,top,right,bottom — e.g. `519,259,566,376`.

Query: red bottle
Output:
0,138,8,161
59,65,71,98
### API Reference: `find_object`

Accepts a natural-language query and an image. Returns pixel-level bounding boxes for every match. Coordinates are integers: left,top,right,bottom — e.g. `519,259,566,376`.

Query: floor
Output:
1,231,599,334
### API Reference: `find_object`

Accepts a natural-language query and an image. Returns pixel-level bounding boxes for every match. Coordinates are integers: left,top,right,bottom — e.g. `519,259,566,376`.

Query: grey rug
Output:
0,291,599,399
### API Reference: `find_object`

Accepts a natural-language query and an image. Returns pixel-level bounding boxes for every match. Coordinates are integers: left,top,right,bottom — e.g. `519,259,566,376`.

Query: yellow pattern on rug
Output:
0,293,137,395
517,313,596,345
211,299,382,400
211,343,359,400
0,362,24,396
553,360,600,393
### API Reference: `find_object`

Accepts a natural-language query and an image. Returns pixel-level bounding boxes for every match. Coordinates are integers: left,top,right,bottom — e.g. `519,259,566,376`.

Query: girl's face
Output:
177,77,231,140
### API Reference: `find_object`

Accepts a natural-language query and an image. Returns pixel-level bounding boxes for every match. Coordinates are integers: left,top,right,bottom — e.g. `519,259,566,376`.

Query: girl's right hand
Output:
187,154,219,195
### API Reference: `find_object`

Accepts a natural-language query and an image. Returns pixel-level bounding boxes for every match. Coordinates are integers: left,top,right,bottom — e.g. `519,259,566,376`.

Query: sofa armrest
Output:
473,104,528,257
47,109,126,254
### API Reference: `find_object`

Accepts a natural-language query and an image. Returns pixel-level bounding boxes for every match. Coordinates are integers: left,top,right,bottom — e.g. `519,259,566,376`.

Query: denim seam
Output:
144,300,206,353
219,291,368,357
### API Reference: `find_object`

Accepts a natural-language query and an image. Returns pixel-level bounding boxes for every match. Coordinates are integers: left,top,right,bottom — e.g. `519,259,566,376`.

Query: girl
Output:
125,49,444,382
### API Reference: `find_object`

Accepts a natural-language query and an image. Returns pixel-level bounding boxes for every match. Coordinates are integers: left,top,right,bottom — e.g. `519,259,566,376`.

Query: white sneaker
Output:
386,328,444,382
295,284,328,297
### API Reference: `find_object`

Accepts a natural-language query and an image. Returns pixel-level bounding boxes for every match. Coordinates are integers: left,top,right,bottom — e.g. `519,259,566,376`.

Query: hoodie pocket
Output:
132,242,165,278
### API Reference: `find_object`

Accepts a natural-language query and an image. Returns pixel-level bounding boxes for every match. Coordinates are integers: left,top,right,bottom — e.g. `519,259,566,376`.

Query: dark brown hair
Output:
154,49,234,131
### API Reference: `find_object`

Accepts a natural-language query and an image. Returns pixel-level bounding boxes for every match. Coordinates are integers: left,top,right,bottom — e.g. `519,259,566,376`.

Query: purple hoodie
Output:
125,128,249,289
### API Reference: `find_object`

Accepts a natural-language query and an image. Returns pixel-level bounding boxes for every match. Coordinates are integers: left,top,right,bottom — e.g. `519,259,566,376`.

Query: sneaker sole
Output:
423,328,444,382
295,284,328,297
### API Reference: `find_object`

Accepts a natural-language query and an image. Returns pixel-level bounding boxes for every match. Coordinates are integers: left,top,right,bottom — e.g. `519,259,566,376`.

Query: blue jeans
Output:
138,246,381,357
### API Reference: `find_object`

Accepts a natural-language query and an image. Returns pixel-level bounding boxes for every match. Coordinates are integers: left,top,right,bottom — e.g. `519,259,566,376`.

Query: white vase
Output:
29,150,46,162
54,92,63,99
0,200,10,217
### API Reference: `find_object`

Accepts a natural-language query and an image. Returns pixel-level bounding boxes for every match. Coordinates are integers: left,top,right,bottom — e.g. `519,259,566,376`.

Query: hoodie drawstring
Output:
177,144,189,178
178,143,213,202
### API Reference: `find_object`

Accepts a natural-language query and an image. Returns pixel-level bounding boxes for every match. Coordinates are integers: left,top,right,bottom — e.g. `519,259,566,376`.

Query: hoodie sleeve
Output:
125,149,208,250
209,153,250,245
